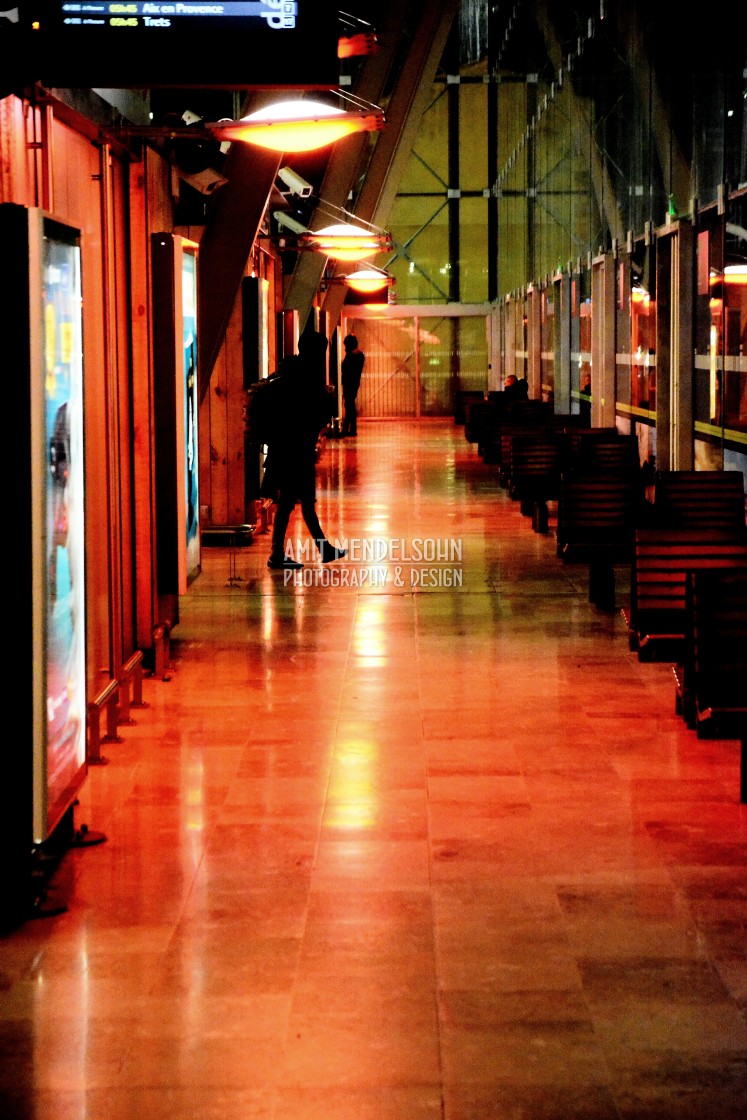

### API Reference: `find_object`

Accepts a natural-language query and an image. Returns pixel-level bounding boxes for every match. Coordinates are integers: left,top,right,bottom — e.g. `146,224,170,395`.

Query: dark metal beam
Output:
321,0,460,330
282,0,413,328
196,142,281,401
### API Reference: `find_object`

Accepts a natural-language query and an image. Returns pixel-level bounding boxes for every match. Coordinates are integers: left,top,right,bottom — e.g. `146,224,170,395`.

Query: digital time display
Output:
12,0,339,88
58,0,300,32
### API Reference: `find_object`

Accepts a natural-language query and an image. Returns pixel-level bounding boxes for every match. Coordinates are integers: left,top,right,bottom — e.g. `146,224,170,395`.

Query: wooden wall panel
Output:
112,155,135,658
224,293,246,525
0,96,37,206
197,381,211,526
129,154,158,652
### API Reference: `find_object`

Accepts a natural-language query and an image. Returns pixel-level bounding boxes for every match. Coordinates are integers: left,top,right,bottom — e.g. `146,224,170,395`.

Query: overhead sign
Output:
11,0,340,88
57,0,303,32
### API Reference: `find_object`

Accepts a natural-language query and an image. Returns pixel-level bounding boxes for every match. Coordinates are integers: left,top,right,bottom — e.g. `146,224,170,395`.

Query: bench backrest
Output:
564,426,618,458
508,433,564,495
572,432,641,476
465,399,503,443
630,527,747,637
654,470,746,529
557,475,640,558
454,390,485,425
690,568,747,717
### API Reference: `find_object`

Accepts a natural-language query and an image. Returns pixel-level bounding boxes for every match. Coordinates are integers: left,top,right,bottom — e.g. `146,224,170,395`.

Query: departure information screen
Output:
57,0,301,32
14,0,340,87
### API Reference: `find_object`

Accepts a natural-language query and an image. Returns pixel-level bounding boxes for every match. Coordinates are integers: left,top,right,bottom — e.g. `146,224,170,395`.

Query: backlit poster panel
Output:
152,232,200,615
182,246,200,585
33,213,87,844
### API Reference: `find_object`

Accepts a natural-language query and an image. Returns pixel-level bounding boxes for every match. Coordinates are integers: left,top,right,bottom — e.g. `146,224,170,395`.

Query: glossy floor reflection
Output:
3,419,747,1120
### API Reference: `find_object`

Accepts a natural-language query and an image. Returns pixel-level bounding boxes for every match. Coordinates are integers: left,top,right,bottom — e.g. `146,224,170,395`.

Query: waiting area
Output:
2,419,746,1120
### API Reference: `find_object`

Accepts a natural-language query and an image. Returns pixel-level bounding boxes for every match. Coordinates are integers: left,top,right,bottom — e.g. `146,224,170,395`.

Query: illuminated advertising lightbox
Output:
1,206,90,842
38,215,87,844
182,246,200,587
152,233,201,628
16,0,340,88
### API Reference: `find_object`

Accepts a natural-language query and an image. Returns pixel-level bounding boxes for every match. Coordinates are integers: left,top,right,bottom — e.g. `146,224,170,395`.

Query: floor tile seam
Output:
413,691,452,1115
290,667,391,1057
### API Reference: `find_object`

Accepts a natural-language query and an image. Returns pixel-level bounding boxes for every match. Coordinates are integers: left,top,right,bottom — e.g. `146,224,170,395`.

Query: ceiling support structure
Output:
320,0,460,332
533,0,627,248
281,1,414,327
196,140,281,400
196,0,459,393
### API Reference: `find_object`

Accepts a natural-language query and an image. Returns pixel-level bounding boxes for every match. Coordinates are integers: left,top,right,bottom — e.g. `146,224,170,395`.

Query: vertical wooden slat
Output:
224,291,246,524
210,344,229,525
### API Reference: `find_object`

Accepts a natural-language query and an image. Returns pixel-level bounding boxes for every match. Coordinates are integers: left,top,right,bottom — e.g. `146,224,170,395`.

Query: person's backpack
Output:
244,374,283,445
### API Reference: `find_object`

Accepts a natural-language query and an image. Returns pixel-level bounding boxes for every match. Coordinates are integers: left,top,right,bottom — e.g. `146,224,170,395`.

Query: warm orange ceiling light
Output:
710,264,747,286
207,99,384,154
300,222,392,262
344,267,392,293
724,264,747,284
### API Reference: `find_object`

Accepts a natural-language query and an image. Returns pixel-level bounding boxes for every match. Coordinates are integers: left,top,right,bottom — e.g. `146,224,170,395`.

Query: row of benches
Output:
626,521,747,802
557,468,747,612
482,420,648,609
567,472,747,801
456,395,747,800
679,569,747,802
558,469,747,800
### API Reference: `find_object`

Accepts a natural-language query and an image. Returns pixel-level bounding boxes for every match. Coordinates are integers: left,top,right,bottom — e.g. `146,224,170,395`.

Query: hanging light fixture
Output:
206,92,385,154
300,222,392,262
724,264,747,284
343,265,393,293
267,185,393,264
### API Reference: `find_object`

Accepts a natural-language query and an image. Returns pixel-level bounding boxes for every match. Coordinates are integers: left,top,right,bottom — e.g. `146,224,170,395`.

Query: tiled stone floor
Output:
2,419,746,1119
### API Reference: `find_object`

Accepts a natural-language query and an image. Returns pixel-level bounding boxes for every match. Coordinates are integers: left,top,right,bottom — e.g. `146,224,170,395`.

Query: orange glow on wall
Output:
338,33,378,58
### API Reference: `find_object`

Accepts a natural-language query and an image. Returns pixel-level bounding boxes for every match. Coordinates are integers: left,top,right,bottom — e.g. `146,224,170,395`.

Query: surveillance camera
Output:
277,166,313,199
273,211,309,235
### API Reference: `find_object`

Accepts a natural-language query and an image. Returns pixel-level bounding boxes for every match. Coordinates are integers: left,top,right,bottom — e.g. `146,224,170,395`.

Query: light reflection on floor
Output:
2,419,747,1120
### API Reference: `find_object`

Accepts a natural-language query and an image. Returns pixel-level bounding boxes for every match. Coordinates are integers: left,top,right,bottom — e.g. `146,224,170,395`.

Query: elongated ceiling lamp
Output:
709,264,747,309
343,265,393,293
724,264,747,284
300,222,392,262
207,94,384,154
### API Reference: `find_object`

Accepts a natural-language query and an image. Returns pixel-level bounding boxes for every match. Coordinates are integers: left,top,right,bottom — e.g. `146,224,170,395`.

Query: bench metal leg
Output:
589,560,615,611
532,500,548,533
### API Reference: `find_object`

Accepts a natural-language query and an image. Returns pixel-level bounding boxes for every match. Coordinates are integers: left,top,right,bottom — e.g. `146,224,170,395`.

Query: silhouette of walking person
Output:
262,331,347,570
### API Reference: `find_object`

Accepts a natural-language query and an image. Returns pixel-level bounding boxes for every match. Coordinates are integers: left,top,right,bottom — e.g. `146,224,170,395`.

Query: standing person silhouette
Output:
262,331,347,570
340,333,365,437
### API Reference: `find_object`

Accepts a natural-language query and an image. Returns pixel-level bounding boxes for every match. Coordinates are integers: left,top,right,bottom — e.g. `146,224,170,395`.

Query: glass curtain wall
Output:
694,189,747,475
386,2,746,309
